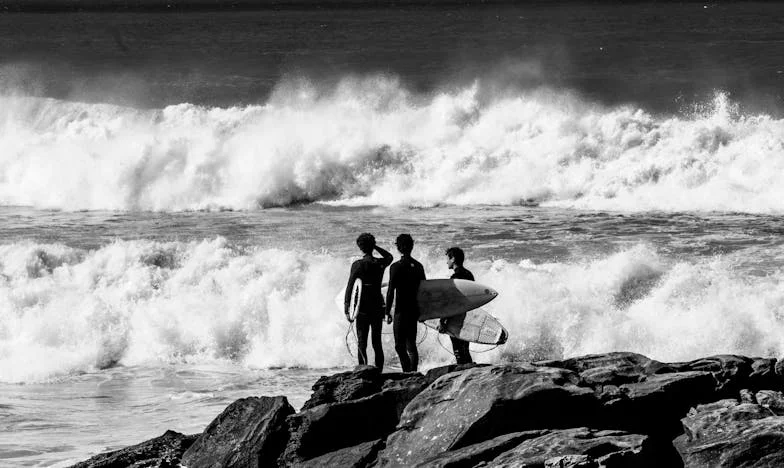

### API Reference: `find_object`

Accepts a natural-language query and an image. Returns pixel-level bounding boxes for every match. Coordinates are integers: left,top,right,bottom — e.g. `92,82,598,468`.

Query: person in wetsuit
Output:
441,247,474,365
386,234,426,372
344,233,393,368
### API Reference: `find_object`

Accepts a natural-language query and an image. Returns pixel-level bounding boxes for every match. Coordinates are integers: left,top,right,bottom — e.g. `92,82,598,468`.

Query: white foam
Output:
2,239,784,382
2,78,784,212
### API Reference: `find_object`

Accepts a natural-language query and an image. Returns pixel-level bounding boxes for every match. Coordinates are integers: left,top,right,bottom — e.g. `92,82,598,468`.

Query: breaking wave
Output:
2,239,784,383
2,77,784,212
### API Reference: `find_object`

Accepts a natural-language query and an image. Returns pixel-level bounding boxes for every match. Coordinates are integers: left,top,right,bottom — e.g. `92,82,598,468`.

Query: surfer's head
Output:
395,234,414,255
356,233,376,254
445,247,465,268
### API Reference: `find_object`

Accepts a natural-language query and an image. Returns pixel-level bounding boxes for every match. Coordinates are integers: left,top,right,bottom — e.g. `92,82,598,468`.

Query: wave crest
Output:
1,78,783,212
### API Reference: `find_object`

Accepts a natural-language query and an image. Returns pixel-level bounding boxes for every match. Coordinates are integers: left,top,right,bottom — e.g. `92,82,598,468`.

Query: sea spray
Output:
2,79,784,212
3,238,784,383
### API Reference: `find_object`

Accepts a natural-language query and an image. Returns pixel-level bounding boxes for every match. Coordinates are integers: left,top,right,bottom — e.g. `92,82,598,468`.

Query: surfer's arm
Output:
375,245,393,267
344,261,360,317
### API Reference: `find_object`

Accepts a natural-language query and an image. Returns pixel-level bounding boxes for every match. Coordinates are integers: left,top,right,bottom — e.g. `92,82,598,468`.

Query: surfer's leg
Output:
393,313,412,372
450,337,473,364
355,315,370,366
406,318,419,372
370,314,384,368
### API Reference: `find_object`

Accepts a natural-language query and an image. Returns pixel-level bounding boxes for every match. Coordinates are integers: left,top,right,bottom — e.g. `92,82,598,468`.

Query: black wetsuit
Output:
345,249,393,367
449,266,474,365
386,255,426,372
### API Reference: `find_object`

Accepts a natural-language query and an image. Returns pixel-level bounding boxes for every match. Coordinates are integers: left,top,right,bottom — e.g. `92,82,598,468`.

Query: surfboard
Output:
387,279,498,321
346,278,362,321
423,308,508,345
336,279,498,321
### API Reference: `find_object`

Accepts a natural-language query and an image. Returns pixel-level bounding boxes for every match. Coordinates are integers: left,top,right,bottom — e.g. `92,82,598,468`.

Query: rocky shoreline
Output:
71,352,784,467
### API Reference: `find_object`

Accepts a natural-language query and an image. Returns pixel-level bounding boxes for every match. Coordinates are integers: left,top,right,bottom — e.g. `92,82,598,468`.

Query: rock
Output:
376,364,598,467
756,390,784,414
297,439,384,468
673,355,752,395
598,371,716,437
674,398,784,467
749,358,780,390
282,391,400,465
484,428,656,468
180,396,294,468
535,352,672,386
545,454,598,468
413,431,552,467
301,366,383,410
70,430,197,468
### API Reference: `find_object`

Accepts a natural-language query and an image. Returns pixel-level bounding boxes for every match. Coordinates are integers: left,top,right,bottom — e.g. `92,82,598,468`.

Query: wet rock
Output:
599,371,716,437
470,428,654,468
301,366,383,410
181,396,294,468
535,352,672,386
545,454,598,468
297,439,384,468
673,355,752,395
282,391,400,465
70,430,197,468
413,430,552,468
756,389,784,414
674,398,784,467
376,364,598,467
749,357,780,390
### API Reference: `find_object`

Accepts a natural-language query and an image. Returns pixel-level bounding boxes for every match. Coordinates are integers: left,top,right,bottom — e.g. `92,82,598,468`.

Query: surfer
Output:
441,247,474,365
386,234,426,372
345,233,394,368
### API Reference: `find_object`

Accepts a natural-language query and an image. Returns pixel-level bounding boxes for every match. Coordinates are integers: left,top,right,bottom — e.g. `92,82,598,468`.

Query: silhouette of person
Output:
386,234,426,372
344,233,393,368
441,246,474,365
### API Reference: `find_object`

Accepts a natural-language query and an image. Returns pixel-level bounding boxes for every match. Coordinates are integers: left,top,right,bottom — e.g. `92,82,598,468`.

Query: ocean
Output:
3,2,784,465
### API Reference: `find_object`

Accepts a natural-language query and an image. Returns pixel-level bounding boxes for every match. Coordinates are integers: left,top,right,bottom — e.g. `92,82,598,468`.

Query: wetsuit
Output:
345,248,393,368
386,255,426,372
448,266,474,365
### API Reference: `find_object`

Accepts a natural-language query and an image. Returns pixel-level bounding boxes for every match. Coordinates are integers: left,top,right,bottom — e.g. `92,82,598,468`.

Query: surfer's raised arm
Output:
375,244,393,267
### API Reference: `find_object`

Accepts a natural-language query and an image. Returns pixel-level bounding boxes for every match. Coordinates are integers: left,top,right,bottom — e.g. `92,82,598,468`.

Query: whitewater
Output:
5,79,784,465
3,78,784,213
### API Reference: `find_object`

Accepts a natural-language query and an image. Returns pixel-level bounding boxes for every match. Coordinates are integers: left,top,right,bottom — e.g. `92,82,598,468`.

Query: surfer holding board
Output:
344,233,393,368
442,247,474,365
386,234,426,373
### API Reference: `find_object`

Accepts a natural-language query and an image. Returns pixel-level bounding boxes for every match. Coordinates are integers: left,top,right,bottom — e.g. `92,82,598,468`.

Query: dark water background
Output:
2,2,784,113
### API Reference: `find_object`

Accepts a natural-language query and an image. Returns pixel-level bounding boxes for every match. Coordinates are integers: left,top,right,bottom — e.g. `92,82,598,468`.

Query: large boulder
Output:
483,428,657,468
597,371,716,437
535,352,673,386
282,366,477,465
674,398,784,467
297,439,385,468
413,430,552,468
376,364,598,467
70,430,197,468
180,396,294,468
301,366,384,410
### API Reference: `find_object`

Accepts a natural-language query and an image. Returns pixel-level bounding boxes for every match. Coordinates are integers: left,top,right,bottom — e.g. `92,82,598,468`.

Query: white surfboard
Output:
423,308,508,345
336,279,498,321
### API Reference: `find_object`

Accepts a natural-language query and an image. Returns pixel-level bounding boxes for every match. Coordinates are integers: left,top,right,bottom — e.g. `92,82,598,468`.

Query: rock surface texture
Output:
71,352,784,468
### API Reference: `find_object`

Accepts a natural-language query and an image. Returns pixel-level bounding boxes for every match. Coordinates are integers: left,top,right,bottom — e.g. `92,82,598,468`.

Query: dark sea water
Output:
3,3,784,466
2,3,784,112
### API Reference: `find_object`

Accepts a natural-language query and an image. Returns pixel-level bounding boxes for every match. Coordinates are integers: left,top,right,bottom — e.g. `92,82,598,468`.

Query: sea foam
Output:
2,77,784,212
2,239,784,383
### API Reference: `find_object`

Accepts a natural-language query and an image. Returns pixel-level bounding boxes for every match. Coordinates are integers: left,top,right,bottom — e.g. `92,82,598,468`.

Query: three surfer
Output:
344,235,484,371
